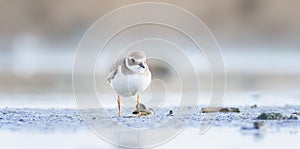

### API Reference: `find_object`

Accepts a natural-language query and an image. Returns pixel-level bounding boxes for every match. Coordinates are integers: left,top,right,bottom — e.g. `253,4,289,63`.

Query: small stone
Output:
132,111,139,114
201,107,220,113
250,104,257,108
201,107,240,113
288,114,298,120
132,103,154,116
19,119,25,122
219,108,229,112
257,113,286,120
166,110,174,116
226,108,240,113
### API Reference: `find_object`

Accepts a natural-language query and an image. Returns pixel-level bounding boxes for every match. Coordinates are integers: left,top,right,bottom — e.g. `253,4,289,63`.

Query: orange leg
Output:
117,95,121,117
137,94,141,117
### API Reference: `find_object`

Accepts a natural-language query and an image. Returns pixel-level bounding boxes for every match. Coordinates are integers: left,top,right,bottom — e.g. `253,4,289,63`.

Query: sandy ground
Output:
1,105,300,149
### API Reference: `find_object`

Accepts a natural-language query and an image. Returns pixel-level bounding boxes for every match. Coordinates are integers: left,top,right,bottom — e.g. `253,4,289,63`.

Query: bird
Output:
107,51,152,117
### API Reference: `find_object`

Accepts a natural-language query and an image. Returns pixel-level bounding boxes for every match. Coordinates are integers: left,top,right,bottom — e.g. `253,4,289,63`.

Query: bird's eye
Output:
131,58,136,63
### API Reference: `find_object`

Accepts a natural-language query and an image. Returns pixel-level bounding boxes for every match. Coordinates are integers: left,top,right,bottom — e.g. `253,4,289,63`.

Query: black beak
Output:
139,63,145,68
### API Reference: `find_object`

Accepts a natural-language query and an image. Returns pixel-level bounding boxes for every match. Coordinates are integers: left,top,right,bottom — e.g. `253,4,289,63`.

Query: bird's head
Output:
125,51,148,73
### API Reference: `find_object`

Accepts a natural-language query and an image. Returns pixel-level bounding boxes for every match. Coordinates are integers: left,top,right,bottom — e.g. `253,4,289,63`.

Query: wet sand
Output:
1,106,300,148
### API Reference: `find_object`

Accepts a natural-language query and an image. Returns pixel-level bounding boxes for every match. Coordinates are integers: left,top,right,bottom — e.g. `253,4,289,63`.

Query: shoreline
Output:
1,106,300,132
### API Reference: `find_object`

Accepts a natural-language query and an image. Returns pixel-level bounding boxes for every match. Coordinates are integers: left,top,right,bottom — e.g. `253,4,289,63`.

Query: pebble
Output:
201,107,240,113
256,113,286,120
288,114,298,120
132,103,155,116
166,110,174,116
250,104,258,108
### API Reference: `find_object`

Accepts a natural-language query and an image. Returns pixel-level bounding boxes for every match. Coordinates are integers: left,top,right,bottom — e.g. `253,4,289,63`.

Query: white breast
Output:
110,66,151,97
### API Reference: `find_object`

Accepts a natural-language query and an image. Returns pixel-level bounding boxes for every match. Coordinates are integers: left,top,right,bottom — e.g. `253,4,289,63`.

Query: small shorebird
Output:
107,51,152,117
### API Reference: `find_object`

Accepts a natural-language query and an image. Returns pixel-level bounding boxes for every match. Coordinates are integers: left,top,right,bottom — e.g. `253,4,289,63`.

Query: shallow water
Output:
0,124,299,149
1,106,300,148
1,106,300,131
1,91,300,148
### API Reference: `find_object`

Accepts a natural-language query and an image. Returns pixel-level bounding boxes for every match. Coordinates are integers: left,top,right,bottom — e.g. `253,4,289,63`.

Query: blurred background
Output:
0,0,300,107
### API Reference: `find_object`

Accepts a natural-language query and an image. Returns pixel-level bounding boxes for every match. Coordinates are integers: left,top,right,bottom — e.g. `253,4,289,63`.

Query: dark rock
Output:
250,104,257,108
225,108,240,113
132,103,154,116
19,119,25,122
288,114,298,120
166,110,174,116
132,110,154,116
132,111,139,115
219,108,229,112
257,113,286,120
